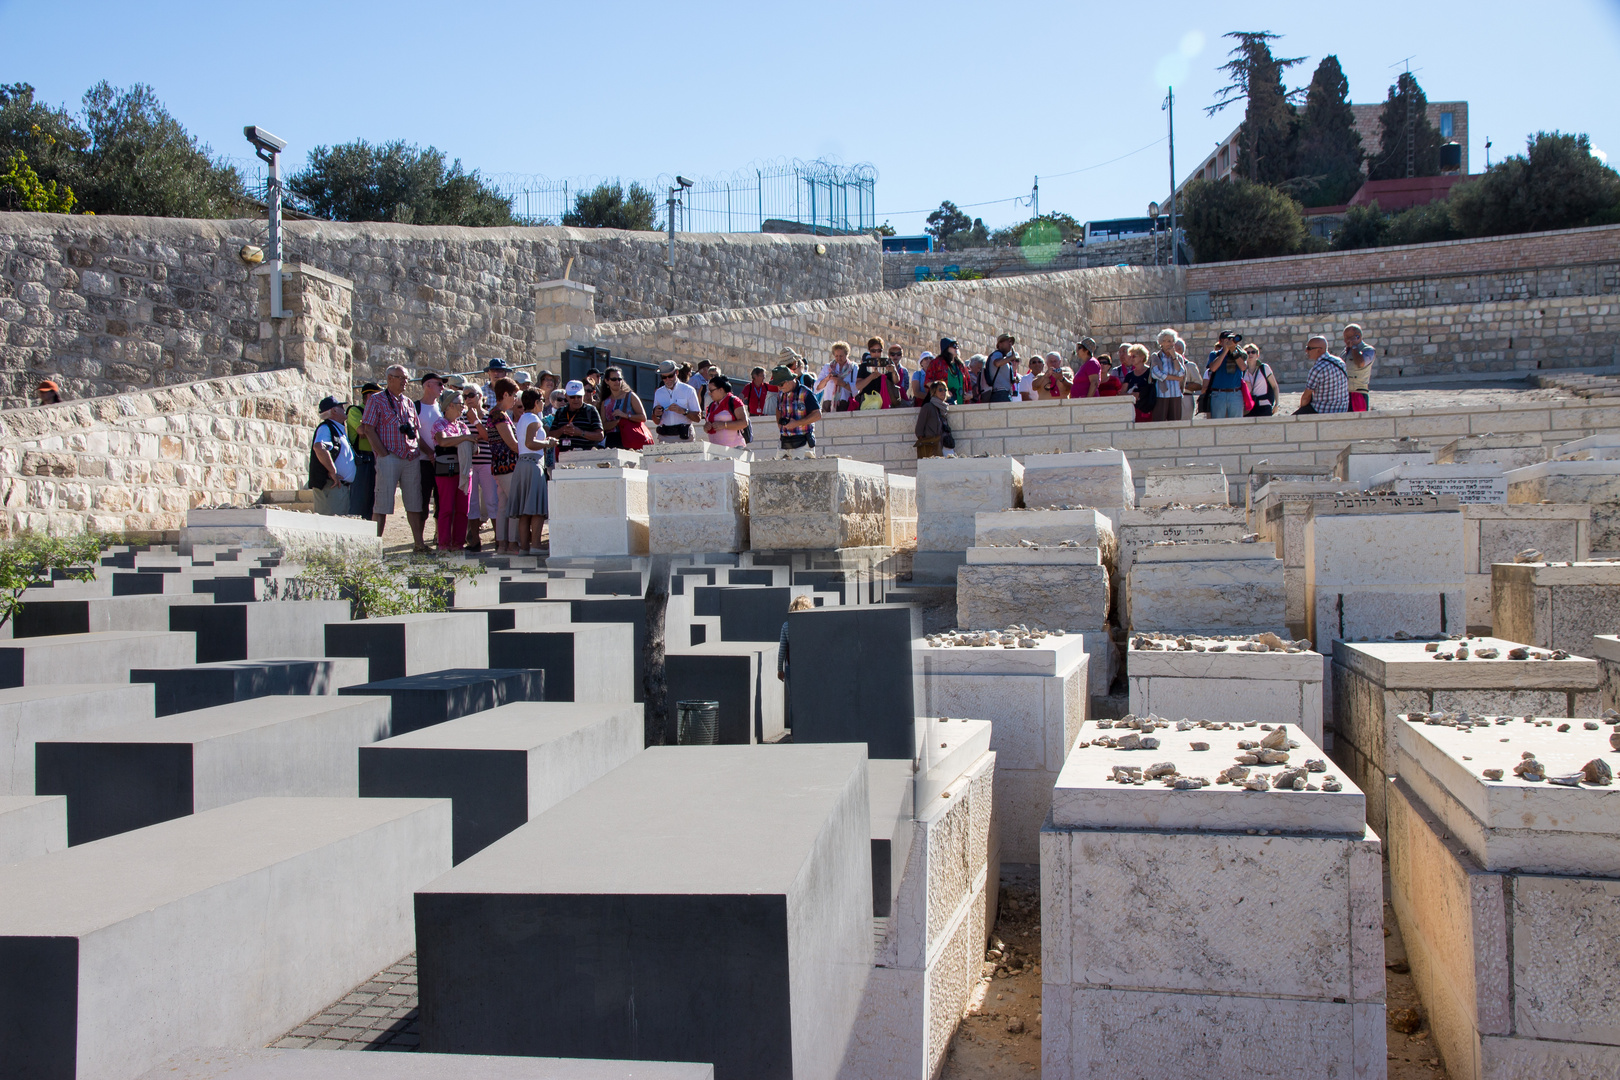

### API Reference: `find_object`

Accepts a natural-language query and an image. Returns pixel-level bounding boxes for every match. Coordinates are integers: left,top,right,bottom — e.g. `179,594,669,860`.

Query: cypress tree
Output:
1294,56,1365,207
1206,32,1304,187
1368,72,1442,181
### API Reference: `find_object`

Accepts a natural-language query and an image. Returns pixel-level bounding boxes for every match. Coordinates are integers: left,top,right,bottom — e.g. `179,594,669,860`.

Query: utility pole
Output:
1032,176,1039,220
666,187,677,314
1164,87,1178,266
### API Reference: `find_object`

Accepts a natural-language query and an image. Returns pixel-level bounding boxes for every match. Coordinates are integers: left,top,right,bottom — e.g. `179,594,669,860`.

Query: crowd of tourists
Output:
305,324,1376,550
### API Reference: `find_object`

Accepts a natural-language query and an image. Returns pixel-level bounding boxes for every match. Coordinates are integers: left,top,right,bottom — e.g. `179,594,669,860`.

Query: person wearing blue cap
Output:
308,396,355,516
481,358,511,409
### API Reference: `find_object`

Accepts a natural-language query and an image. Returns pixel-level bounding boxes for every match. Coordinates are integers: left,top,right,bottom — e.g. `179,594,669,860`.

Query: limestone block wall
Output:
0,367,315,538
879,237,1164,287
0,211,879,403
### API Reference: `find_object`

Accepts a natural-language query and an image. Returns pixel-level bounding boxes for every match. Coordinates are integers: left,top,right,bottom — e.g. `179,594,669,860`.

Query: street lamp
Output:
244,126,288,318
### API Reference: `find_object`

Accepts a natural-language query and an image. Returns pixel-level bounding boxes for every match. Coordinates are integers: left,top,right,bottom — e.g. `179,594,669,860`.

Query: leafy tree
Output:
560,180,661,230
1207,31,1304,186
924,200,990,249
1180,176,1307,262
290,140,513,226
990,212,1084,247
1367,73,1442,181
0,152,78,213
279,548,485,620
1450,131,1620,237
0,83,89,198
1294,56,1364,207
1330,204,1389,250
0,532,110,631
76,82,245,218
873,220,896,237
1385,199,1461,246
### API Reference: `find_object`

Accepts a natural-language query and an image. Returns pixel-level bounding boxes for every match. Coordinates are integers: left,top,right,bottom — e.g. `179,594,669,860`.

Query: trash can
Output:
675,700,720,746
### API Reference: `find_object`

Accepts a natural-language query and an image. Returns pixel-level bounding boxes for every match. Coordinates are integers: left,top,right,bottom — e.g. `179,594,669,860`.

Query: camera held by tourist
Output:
652,360,703,442
773,363,822,459
1205,331,1248,419
855,337,906,410
308,395,355,517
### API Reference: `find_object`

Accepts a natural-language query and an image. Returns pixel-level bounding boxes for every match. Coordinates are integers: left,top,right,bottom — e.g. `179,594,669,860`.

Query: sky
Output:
3,0,1619,236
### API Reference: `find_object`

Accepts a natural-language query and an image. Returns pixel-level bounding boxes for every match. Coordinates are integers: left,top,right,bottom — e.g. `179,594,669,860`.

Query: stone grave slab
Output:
956,562,1110,633
415,744,872,1080
0,683,157,795
1550,432,1620,460
1138,463,1228,509
915,456,1025,553
919,631,1086,862
488,622,635,705
1020,449,1133,515
1366,462,1507,504
130,657,371,716
866,758,915,919
548,465,650,557
750,457,888,551
1463,505,1591,631
449,603,574,648
647,455,750,554
1594,634,1620,712
1505,459,1620,555
1434,434,1546,469
788,605,923,759
667,642,782,745
1240,464,1336,525
1388,716,1620,1079
166,600,351,664
1251,482,1361,635
325,612,489,682
972,508,1118,570
135,1049,714,1080
0,796,448,1080
1331,636,1600,839
1335,436,1431,483
1041,721,1382,1080
12,592,213,638
0,630,195,689
1492,560,1620,654
35,695,392,844
1128,635,1325,746
0,794,66,863
1126,542,1287,637
497,576,588,603
1305,494,1465,646
885,472,917,549
340,668,545,736
359,701,643,863
1116,505,1248,587
183,506,383,555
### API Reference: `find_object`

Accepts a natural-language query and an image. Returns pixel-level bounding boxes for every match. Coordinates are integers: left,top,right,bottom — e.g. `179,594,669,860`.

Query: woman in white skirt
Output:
507,387,555,555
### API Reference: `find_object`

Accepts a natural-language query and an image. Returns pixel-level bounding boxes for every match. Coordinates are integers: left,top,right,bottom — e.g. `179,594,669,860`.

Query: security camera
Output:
676,175,694,188
243,126,287,155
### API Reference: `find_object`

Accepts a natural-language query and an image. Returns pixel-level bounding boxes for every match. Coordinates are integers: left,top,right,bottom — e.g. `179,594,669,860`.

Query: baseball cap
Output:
419,371,445,386
770,365,795,384
514,371,532,385
565,380,586,397
359,381,382,395
317,395,342,413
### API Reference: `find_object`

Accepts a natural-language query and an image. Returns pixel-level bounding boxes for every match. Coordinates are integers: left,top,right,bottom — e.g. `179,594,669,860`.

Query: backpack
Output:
307,420,346,490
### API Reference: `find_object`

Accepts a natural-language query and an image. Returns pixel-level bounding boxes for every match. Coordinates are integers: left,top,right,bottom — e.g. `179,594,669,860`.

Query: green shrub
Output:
1180,176,1307,262
0,532,114,631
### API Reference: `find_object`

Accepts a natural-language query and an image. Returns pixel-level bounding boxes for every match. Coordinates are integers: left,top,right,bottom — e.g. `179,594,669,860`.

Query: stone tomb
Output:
1336,436,1431,484
1366,462,1507,504
0,630,196,689
1492,560,1620,655
0,797,449,1080
359,702,643,863
1041,721,1383,1080
1251,482,1360,635
1331,636,1601,839
1125,542,1287,637
415,745,872,1080
919,631,1086,862
751,456,889,551
1020,449,1134,516
913,456,1023,584
135,1049,714,1080
646,450,750,554
0,794,66,863
1462,506,1591,631
788,605,923,760
1550,432,1620,460
1434,433,1546,469
12,592,213,638
487,622,635,704
0,683,157,794
1115,505,1249,595
166,600,352,664
183,506,384,555
35,695,392,844
1388,715,1620,1079
1137,463,1228,509
1128,635,1325,746
130,657,371,716
956,510,1115,634
340,669,546,736
885,472,917,549
1305,494,1466,646
325,612,489,682
548,455,650,558
1505,458,1620,556
1595,634,1620,712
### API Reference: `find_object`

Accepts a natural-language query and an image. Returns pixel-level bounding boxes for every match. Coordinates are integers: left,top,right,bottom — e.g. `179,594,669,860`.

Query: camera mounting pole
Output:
244,126,289,318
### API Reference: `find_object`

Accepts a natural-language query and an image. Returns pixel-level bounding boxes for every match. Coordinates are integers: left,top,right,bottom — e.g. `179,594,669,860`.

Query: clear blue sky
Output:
4,0,1618,236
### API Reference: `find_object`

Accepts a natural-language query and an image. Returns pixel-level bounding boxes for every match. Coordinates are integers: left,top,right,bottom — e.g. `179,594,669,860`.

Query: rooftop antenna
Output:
1389,56,1421,178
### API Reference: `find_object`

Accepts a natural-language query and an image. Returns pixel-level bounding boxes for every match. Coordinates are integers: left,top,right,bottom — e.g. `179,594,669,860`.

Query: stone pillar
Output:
533,279,597,351
253,263,355,400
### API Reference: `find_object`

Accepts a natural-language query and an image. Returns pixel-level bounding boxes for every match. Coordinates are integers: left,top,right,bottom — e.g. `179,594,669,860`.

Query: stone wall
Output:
0,367,316,538
0,211,880,404
879,237,1163,288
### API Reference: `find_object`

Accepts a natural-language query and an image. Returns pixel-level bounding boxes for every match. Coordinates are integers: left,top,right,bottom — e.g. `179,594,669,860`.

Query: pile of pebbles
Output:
1420,636,1570,661
1147,534,1263,546
1406,708,1620,784
1131,631,1313,654
927,626,1067,649
1084,716,1343,793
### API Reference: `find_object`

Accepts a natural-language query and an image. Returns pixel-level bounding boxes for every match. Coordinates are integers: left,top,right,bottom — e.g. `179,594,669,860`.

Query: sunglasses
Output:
606,376,623,383
662,373,677,379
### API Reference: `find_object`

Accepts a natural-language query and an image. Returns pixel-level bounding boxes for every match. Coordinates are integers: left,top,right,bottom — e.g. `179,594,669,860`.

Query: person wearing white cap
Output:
549,380,605,456
651,360,703,443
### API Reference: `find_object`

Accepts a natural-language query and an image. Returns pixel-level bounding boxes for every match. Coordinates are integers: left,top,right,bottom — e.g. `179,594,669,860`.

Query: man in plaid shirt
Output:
359,363,429,550
772,363,822,459
1297,336,1349,414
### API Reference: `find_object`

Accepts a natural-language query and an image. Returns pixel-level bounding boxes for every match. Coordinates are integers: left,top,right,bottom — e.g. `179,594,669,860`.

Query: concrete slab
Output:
957,563,1110,633
667,642,782,745
548,467,651,557
12,592,213,638
787,605,922,759
1138,464,1227,508
1336,437,1431,483
0,631,195,689
183,506,384,554
1305,494,1465,645
750,457,889,550
0,683,157,794
488,623,635,705
1366,462,1508,504
0,794,66,863
915,456,1025,552
415,745,872,1080
130,657,372,716
134,1049,714,1080
359,702,643,863
1505,459,1620,555
35,695,392,844
1019,449,1132,513
339,668,546,736
1463,504,1591,630
1492,560,1620,655
1434,434,1546,469
325,612,490,682
166,600,352,664
1126,543,1287,636
0,797,449,1080
648,456,750,554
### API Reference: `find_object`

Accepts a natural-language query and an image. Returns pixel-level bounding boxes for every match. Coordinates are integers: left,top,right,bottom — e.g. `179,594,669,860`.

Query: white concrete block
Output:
1020,449,1133,512
1138,464,1228,508
549,468,650,557
1366,462,1507,504
648,457,749,554
0,794,66,863
183,507,382,555
135,1049,714,1080
0,683,157,795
